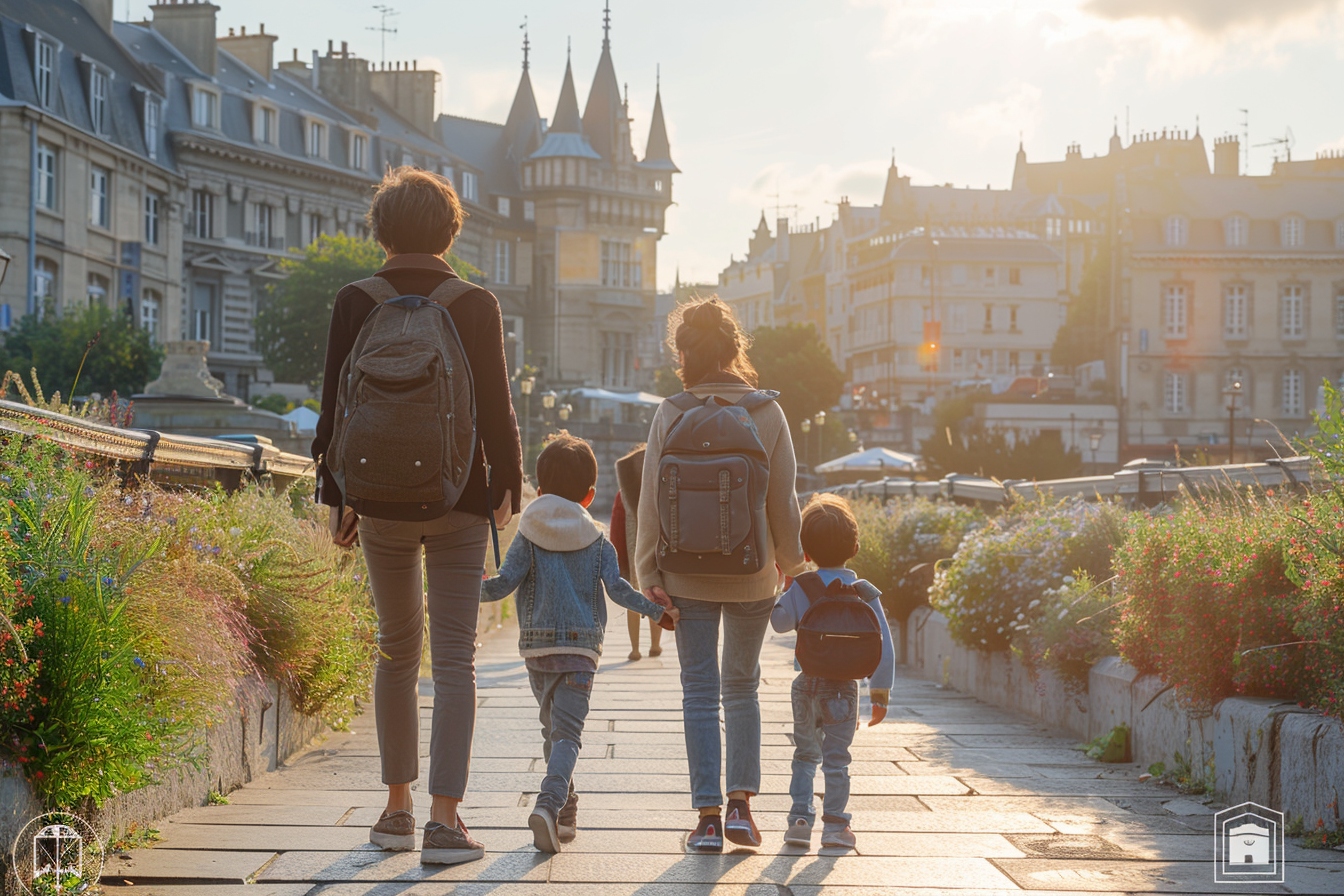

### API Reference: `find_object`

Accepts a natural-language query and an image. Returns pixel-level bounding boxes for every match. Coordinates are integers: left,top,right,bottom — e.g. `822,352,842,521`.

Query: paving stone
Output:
261,849,551,883
102,848,276,884
96,886,312,896
171,805,350,826
991,857,1344,893
152,822,374,851
546,853,1017,887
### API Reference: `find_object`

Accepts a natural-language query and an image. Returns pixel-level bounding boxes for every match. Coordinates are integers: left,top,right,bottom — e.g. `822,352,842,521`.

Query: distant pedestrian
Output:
771,493,894,852
635,297,806,852
611,444,662,661
482,432,676,853
313,166,522,865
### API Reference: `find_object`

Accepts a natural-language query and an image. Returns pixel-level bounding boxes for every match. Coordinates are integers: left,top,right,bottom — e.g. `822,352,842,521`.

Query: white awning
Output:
815,447,923,474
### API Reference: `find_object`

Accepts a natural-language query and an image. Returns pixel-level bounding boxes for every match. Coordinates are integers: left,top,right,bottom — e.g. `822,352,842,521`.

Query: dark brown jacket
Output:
312,253,523,519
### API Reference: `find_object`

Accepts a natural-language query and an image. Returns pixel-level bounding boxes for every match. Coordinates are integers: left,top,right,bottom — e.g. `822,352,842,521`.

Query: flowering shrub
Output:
930,498,1128,652
1114,498,1311,715
0,437,376,808
1283,380,1344,719
850,498,984,621
1018,571,1118,697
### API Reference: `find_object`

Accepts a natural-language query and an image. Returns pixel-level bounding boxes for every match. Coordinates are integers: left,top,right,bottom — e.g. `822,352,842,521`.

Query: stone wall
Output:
905,606,1344,831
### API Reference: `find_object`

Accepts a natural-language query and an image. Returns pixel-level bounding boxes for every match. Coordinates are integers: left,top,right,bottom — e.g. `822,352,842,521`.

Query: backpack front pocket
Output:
341,399,444,497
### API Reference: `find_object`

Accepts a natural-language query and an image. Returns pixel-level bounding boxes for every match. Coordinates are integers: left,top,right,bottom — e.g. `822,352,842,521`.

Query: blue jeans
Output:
789,675,858,830
673,595,775,808
528,668,593,811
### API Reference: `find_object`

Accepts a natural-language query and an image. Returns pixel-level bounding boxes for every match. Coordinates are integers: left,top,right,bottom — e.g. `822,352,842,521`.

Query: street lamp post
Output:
558,403,572,423
1223,380,1243,464
542,390,558,433
1088,427,1103,471
799,417,812,469
812,411,826,466
519,376,535,468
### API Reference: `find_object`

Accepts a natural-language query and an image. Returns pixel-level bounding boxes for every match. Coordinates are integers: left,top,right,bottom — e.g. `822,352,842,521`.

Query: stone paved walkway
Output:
103,616,1344,894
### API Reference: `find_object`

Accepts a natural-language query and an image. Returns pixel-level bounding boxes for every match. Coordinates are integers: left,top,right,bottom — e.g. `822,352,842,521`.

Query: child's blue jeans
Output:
528,667,593,811
788,674,858,831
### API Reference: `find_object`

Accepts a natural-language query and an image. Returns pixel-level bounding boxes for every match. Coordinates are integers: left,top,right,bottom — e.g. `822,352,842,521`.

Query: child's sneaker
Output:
557,790,579,843
686,814,723,852
724,798,761,847
821,825,856,850
784,817,812,847
529,798,563,854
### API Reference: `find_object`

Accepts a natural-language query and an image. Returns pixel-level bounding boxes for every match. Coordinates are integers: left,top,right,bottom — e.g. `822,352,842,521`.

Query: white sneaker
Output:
784,817,812,847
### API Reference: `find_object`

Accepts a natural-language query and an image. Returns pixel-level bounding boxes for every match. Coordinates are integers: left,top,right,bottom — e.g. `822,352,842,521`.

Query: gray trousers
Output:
358,510,488,798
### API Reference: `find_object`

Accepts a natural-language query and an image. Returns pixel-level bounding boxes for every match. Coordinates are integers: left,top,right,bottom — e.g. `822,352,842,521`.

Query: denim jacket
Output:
482,494,665,662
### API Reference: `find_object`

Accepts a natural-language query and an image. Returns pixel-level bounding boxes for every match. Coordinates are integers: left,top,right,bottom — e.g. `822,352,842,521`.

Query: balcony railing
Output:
244,232,287,250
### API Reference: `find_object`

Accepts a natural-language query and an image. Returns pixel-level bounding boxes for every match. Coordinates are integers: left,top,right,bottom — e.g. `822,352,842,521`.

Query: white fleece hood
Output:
518,494,604,552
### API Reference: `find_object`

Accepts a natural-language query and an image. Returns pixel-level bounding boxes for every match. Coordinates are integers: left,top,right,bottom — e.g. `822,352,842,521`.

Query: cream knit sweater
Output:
634,382,806,603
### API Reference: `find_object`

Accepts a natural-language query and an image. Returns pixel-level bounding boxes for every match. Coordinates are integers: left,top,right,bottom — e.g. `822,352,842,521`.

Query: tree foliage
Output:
257,234,483,388
256,234,386,388
747,324,845,431
1051,244,1110,371
0,301,163,398
921,397,1083,480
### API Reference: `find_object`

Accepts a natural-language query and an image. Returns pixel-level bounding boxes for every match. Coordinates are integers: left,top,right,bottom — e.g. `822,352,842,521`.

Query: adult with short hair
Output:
313,166,522,865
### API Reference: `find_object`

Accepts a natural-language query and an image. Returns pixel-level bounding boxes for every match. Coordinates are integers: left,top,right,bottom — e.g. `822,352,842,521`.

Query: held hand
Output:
494,488,513,529
656,606,678,631
330,506,359,548
644,586,673,609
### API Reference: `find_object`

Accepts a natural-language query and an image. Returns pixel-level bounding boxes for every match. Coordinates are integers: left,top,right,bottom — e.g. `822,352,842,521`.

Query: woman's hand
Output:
330,506,359,548
494,489,513,529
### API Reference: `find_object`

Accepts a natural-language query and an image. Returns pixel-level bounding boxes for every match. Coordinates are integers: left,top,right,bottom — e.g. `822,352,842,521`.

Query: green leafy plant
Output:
0,301,163,398
850,497,984,622
1020,571,1119,697
1149,745,1215,794
1079,723,1129,762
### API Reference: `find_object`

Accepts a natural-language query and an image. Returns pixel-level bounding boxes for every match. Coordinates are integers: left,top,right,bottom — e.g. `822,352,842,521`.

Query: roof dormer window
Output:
349,132,367,170
1164,215,1187,247
89,67,110,135
306,119,328,159
1224,215,1247,247
143,94,161,160
253,103,278,145
33,37,56,109
191,84,220,129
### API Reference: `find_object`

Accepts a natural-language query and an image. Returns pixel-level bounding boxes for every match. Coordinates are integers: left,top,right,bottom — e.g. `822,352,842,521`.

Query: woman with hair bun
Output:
634,297,805,852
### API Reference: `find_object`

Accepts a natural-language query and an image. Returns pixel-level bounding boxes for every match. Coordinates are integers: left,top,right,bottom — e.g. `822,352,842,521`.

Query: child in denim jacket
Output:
482,432,676,853
770,493,894,852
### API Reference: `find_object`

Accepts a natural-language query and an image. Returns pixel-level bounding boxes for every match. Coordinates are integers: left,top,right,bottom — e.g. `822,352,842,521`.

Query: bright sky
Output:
128,0,1344,290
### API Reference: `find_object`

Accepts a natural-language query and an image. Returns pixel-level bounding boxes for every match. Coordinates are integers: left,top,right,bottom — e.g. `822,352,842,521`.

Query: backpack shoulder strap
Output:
794,571,827,605
667,391,703,412
426,277,481,310
350,276,400,305
735,389,780,411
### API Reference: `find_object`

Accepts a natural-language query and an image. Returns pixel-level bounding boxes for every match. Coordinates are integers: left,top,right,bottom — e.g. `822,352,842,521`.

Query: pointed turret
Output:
639,69,678,172
501,28,542,162
532,43,600,161
1012,138,1029,189
748,211,772,260
583,2,631,163
879,155,914,227
552,53,582,133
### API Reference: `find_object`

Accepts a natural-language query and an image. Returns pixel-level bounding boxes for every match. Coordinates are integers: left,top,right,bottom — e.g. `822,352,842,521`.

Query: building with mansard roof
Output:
0,0,185,344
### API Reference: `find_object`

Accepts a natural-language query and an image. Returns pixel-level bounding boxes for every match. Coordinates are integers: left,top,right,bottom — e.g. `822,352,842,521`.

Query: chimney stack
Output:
77,0,115,32
217,22,278,81
371,61,439,135
1214,135,1240,176
150,0,221,77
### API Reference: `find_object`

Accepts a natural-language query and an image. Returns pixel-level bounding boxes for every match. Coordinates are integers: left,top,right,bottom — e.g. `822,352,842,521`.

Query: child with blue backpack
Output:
770,493,894,851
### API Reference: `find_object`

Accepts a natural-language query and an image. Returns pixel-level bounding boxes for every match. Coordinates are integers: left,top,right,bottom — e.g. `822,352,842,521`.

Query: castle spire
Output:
521,17,530,72
602,0,611,51
501,22,542,162
640,67,677,172
552,53,582,132
583,1,628,161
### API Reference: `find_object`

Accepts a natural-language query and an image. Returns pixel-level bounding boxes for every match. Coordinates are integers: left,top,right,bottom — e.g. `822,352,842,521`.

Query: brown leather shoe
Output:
369,809,415,851
420,817,485,865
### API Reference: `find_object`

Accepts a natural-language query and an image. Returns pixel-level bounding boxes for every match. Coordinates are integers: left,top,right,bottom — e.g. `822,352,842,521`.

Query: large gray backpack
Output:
655,389,779,576
327,276,477,520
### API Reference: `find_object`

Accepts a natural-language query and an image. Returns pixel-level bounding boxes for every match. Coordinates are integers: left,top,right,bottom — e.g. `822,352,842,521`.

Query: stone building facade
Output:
0,0,184,351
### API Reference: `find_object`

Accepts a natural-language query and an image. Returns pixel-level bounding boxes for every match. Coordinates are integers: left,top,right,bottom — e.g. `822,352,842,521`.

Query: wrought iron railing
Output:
0,399,314,491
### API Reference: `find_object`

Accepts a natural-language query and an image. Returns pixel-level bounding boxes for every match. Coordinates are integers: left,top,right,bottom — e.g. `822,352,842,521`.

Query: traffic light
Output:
920,320,941,371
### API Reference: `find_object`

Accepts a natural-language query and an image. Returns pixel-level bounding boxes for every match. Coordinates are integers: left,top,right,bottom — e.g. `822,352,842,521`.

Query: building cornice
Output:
171,132,375,192
1130,251,1344,267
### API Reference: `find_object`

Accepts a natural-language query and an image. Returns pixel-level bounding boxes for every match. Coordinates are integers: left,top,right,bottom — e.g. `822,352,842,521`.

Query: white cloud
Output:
946,82,1044,150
